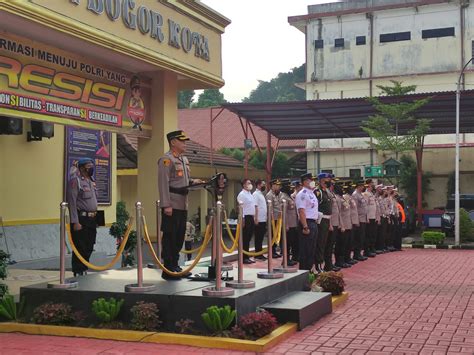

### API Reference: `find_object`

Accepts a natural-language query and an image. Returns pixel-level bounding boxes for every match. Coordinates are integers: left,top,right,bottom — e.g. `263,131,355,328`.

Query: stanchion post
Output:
274,199,297,273
156,200,162,260
257,200,284,279
125,202,156,292
226,201,255,289
48,202,78,289
203,201,235,296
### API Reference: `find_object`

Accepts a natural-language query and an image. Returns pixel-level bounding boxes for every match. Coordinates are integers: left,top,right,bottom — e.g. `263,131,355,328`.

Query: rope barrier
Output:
142,215,213,277
240,218,283,257
66,218,133,271
221,222,241,254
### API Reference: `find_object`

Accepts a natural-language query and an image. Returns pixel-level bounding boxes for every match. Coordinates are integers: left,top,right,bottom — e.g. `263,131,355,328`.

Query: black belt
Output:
169,186,188,196
79,211,97,218
306,219,316,222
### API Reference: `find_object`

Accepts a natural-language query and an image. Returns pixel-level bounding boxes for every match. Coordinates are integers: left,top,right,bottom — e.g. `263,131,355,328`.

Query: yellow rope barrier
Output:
142,215,212,277
220,223,241,254
66,218,133,271
240,218,282,257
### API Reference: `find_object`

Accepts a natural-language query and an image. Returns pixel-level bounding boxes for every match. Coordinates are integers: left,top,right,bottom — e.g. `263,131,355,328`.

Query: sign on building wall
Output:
64,126,112,205
0,33,152,137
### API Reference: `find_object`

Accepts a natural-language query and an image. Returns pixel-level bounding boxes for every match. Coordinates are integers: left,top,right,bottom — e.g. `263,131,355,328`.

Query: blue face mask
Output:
86,167,94,177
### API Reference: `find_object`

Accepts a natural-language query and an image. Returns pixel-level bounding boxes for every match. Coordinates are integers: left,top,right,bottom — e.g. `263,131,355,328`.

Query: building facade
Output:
289,0,474,208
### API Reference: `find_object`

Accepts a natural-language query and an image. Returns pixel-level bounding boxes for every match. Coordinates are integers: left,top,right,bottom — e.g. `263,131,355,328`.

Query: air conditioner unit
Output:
27,121,54,141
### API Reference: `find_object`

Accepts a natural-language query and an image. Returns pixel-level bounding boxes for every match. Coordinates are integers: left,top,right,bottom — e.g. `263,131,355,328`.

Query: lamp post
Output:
455,57,473,246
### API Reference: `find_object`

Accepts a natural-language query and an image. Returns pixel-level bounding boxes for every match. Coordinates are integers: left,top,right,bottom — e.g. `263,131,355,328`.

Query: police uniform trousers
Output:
161,209,187,269
365,219,377,254
254,222,266,254
354,222,366,257
71,214,97,274
386,216,395,248
336,229,351,266
243,215,255,261
298,220,317,270
315,218,329,265
287,227,299,261
393,217,402,250
345,226,357,262
377,217,388,251
324,227,337,270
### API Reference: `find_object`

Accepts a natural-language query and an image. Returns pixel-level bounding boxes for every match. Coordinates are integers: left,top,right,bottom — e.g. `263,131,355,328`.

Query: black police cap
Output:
167,130,190,143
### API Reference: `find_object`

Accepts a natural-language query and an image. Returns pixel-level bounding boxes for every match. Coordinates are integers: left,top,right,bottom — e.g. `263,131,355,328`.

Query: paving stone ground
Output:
1,249,473,354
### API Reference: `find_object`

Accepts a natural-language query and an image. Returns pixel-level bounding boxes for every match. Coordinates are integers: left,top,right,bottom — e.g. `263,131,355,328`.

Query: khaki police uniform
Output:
67,170,98,275
364,189,377,255
266,185,285,257
339,192,353,266
158,146,193,274
352,189,368,259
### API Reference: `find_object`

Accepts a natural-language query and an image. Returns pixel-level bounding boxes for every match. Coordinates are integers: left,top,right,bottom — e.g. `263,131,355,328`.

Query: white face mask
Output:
246,184,253,191
309,181,316,189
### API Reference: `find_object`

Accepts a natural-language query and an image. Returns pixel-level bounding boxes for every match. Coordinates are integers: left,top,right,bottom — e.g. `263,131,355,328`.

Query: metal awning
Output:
222,90,474,140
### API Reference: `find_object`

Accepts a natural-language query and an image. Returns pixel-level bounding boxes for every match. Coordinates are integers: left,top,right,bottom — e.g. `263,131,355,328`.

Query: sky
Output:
199,0,330,103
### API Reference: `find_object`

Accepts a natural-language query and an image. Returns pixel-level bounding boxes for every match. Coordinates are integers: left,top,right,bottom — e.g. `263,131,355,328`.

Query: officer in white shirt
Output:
237,178,257,264
295,173,321,271
252,179,267,260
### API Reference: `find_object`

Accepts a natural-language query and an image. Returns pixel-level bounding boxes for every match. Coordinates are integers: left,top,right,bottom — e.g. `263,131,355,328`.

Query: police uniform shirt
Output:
364,190,377,220
352,190,368,223
285,194,298,229
158,151,190,210
67,174,98,224
295,187,319,220
237,189,256,216
350,195,359,226
266,190,284,219
340,194,352,231
252,189,267,223
329,191,342,227
316,188,332,217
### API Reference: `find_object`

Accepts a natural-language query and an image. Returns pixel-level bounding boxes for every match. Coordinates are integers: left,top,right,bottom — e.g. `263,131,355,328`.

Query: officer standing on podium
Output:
158,130,203,280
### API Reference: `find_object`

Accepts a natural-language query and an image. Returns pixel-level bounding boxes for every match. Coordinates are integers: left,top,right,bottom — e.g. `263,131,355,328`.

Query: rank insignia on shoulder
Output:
163,159,171,167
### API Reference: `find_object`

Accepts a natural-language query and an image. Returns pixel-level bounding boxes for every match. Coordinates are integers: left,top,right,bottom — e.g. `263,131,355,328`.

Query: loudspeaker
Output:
27,121,54,141
0,116,23,135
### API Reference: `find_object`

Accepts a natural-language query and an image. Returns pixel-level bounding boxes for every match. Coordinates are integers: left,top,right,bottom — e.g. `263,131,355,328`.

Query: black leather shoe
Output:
367,252,376,257
354,256,366,261
272,253,282,259
175,266,183,272
287,260,298,266
162,272,181,280
243,259,253,264
255,255,267,261
342,263,351,268
347,259,358,264
331,265,341,272
375,250,383,254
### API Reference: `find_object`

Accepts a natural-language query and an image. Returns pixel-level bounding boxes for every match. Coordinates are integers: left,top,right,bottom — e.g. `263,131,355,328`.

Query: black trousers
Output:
298,220,317,271
243,215,255,260
71,215,97,274
324,227,338,269
336,229,350,265
161,209,187,268
376,218,385,250
393,218,402,249
287,227,299,261
315,218,329,265
354,222,366,257
365,219,377,254
254,222,266,253
184,241,192,261
386,216,395,248
345,226,357,262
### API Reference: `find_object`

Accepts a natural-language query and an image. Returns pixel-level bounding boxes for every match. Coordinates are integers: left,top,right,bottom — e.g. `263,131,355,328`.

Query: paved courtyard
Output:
1,249,473,354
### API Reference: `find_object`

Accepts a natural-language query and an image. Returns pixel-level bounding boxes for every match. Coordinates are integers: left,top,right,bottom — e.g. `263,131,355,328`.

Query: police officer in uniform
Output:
363,179,377,257
67,157,98,277
352,181,369,261
158,130,203,280
315,173,332,273
281,179,298,266
295,173,320,271
325,178,341,272
266,179,283,258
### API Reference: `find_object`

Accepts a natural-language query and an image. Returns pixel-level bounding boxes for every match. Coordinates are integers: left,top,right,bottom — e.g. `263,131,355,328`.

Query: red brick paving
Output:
1,249,473,354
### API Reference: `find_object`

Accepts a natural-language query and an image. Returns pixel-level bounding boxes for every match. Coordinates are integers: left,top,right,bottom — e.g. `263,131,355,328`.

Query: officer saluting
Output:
66,157,98,277
158,130,203,280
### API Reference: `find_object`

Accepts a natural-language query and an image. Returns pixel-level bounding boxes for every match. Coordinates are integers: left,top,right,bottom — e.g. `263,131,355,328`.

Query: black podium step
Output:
261,291,332,330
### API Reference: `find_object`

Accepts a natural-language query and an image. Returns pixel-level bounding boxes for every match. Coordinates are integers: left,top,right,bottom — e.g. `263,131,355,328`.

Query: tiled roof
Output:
117,134,249,169
178,108,306,150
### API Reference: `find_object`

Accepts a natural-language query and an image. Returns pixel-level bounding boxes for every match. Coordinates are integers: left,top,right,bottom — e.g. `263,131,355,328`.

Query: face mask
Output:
260,186,266,192
86,167,94,176
325,181,332,188
246,184,253,191
274,190,280,195
309,181,316,189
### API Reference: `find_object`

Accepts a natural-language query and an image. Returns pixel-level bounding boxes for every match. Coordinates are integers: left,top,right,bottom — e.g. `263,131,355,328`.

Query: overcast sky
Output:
200,1,330,103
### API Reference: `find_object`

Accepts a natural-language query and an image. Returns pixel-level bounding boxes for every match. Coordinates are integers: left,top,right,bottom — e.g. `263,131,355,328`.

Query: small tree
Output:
460,208,474,242
194,89,226,108
363,81,431,224
0,250,9,300
399,155,432,208
178,90,195,109
109,202,136,267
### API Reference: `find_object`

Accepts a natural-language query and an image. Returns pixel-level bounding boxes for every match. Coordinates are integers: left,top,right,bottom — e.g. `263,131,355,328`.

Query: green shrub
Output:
422,231,445,245
0,295,25,321
130,301,161,331
92,297,124,324
0,251,9,300
460,208,474,242
201,305,236,333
